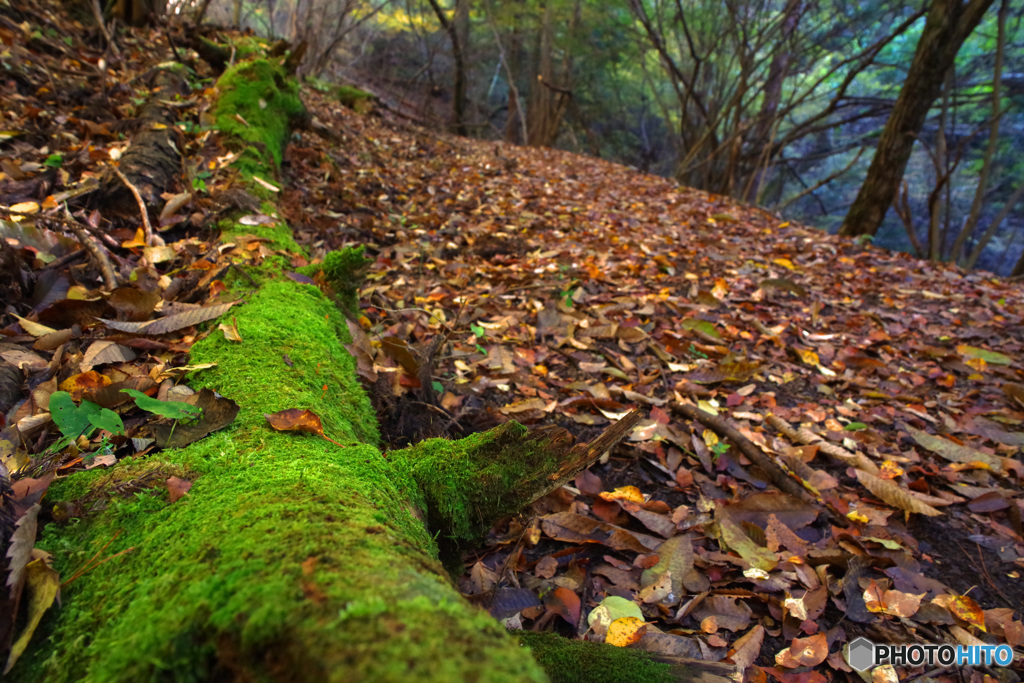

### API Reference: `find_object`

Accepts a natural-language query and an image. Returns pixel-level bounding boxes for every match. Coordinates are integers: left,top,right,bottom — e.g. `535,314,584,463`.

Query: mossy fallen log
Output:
13,52,687,683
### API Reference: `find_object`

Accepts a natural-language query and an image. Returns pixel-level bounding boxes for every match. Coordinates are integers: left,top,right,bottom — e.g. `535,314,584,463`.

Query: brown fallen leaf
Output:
265,408,345,448
3,555,60,674
149,389,239,448
854,469,943,517
540,511,661,553
98,301,237,335
775,632,828,668
166,476,192,503
727,624,765,670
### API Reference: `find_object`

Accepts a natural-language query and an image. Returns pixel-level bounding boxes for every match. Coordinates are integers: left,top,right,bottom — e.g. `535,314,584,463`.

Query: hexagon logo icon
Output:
848,637,875,671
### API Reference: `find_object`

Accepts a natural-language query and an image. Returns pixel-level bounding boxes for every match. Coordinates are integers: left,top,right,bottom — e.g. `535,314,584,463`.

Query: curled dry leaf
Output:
543,587,581,626
775,632,828,668
265,408,345,448
218,317,243,343
854,469,943,517
80,340,136,372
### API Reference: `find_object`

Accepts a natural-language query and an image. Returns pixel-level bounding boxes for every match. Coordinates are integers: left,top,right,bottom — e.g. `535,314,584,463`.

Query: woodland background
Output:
176,0,1024,274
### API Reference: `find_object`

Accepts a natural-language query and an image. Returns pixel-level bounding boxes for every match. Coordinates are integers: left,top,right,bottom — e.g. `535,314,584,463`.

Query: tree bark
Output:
838,0,995,239
426,0,469,136
525,0,576,148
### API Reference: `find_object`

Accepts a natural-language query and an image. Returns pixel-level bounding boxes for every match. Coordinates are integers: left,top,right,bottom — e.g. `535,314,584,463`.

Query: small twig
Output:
64,546,135,588
228,262,259,290
409,400,450,419
87,220,124,251
88,0,119,56
535,408,644,500
62,529,134,588
972,542,1015,609
111,164,154,245
39,248,88,271
64,208,118,290
776,148,864,212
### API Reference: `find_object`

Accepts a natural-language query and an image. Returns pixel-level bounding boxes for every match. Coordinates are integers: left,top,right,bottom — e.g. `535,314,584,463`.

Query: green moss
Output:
319,246,373,318
213,59,307,175
32,437,538,681
334,85,376,111
13,45,551,683
187,278,380,448
19,277,544,682
216,215,303,256
229,35,272,57
389,422,566,546
516,631,673,683
45,457,191,519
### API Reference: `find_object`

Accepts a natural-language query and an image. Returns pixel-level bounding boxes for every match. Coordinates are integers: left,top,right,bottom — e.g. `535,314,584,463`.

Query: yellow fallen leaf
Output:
12,315,56,338
4,558,60,674
796,349,819,366
606,616,646,647
9,201,39,215
599,486,644,503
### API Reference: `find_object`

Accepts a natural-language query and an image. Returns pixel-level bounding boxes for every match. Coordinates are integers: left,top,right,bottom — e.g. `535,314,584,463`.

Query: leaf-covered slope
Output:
290,87,1024,673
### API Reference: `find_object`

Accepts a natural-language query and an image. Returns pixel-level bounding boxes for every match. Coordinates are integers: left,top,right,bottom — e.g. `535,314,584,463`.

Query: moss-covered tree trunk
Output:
15,51,678,683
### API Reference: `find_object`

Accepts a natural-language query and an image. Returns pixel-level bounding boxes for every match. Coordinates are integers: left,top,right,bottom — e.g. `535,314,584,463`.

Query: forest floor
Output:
1,3,1023,680
291,88,1024,678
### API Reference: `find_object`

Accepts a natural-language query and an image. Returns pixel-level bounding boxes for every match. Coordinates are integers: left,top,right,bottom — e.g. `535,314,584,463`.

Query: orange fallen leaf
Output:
598,485,644,503
775,632,828,668
945,594,986,631
265,408,345,448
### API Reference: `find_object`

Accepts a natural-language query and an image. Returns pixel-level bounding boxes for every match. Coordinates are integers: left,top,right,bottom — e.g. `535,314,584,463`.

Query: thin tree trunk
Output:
952,0,1007,264
485,0,527,144
968,181,1024,270
928,71,952,261
426,0,469,135
838,0,995,239
524,0,574,148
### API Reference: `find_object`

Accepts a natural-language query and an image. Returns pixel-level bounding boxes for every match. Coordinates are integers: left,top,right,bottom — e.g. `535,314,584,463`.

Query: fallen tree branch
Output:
764,413,879,475
671,401,847,527
542,408,644,494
